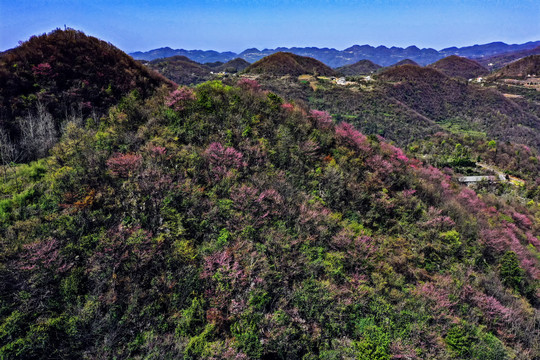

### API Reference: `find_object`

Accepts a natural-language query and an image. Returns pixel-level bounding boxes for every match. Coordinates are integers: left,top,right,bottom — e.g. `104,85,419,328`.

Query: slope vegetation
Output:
377,64,540,149
0,77,538,359
256,74,443,146
490,55,540,79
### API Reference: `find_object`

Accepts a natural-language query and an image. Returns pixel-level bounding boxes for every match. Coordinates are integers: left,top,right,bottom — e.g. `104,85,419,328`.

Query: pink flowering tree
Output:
32,62,52,77
88,225,157,278
461,286,515,326
481,223,540,279
200,249,248,326
309,110,333,129
204,142,246,180
335,122,370,153
237,78,261,92
379,141,410,165
281,103,294,111
166,87,195,111
106,153,143,178
230,185,283,226
17,238,71,274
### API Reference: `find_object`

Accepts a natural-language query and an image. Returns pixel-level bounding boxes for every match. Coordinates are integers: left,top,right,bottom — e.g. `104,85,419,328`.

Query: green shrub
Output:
499,251,524,291
176,297,205,337
471,331,508,360
353,321,390,360
445,323,472,357
184,323,214,360
231,315,263,358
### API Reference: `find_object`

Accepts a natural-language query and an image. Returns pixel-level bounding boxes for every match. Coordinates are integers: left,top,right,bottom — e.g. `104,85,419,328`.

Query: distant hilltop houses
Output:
469,76,484,83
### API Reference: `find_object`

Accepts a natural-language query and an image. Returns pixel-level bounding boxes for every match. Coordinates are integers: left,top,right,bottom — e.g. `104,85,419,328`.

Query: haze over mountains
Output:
130,40,540,67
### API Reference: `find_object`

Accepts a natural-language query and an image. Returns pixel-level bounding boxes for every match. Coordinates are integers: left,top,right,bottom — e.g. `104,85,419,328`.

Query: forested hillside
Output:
0,30,539,360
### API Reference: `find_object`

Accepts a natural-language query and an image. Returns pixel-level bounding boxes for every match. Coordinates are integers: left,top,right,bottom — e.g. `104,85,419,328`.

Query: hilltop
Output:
336,59,382,76
147,55,213,85
0,28,169,160
429,55,488,80
390,59,419,67
244,52,336,77
0,29,168,122
130,46,237,63
214,58,250,73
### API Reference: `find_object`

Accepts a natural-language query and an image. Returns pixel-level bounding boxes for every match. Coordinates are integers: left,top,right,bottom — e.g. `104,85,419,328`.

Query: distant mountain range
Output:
130,41,540,67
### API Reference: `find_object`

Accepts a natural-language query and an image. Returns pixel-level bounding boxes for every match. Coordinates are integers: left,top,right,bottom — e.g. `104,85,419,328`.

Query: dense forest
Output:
0,29,539,359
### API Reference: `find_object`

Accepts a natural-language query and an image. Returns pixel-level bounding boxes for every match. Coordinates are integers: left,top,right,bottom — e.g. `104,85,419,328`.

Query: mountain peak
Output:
244,51,336,76
429,55,488,79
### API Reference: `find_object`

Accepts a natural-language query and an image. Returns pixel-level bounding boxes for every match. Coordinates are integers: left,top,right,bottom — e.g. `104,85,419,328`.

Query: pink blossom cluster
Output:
107,153,143,177
511,211,533,228
281,103,294,111
351,235,376,257
299,140,320,158
231,185,283,225
416,165,451,184
401,189,417,198
525,232,540,249
481,223,540,279
367,154,394,176
380,141,410,164
204,142,246,180
390,340,419,360
416,276,457,316
297,200,333,236
299,202,331,226
166,87,195,111
457,187,488,213
462,286,514,325
309,110,333,129
18,238,68,272
201,250,247,314
335,122,370,153
421,216,456,230
237,78,261,92
148,145,167,158
81,101,92,109
32,62,52,76
330,228,355,249
201,250,245,282
90,225,155,274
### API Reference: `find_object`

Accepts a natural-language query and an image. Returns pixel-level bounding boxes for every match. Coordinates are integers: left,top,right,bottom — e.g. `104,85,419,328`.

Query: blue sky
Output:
1,0,539,52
